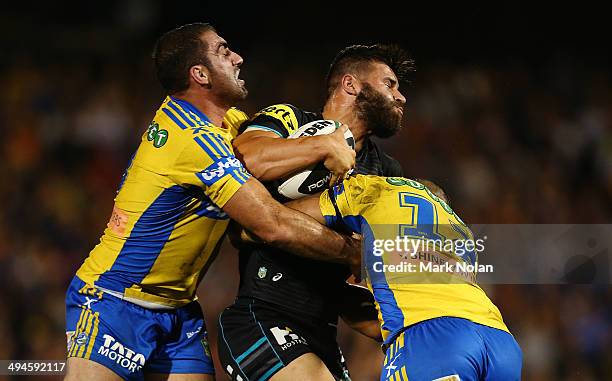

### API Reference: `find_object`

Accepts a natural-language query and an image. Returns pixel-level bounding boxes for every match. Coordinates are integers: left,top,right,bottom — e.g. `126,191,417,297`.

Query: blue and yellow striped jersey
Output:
76,96,250,308
319,175,509,344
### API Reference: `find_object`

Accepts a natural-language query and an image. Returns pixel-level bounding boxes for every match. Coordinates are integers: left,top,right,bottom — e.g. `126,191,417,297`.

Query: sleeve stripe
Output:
167,102,196,127
236,170,250,182
230,171,248,185
201,134,227,157
211,134,232,156
243,125,284,137
161,108,188,130
193,136,218,158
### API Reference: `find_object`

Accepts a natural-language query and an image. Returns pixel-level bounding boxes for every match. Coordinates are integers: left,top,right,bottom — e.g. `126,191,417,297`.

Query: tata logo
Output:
97,334,145,373
198,158,243,185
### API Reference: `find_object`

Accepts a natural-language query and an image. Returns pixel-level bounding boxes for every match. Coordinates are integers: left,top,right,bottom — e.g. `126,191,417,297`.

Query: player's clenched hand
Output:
322,124,355,184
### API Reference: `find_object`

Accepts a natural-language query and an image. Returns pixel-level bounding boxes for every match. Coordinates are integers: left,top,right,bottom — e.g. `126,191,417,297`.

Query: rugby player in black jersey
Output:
217,44,414,381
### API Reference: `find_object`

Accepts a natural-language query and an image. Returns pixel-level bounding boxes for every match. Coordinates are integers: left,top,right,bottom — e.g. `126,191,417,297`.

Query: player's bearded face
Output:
355,83,404,138
209,64,248,102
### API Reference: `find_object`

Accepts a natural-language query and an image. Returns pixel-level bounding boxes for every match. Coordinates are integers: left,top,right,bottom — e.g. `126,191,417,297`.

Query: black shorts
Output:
217,298,350,381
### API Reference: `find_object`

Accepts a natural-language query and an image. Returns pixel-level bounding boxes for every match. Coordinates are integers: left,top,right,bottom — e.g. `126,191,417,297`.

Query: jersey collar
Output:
169,96,213,126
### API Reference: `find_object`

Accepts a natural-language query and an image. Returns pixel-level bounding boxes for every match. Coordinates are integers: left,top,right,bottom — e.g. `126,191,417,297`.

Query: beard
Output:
355,83,404,138
210,69,248,103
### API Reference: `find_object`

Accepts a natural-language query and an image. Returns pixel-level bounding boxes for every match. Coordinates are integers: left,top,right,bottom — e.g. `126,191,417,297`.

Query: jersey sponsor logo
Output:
107,206,128,236
97,334,145,374
146,121,169,148
197,157,244,185
254,105,299,134
270,326,307,350
432,376,460,381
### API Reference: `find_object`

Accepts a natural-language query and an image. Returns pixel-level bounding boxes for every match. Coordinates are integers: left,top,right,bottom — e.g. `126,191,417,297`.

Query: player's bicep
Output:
232,130,281,156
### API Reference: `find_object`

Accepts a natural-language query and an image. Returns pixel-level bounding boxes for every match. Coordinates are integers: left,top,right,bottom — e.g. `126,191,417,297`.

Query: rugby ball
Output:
277,120,355,199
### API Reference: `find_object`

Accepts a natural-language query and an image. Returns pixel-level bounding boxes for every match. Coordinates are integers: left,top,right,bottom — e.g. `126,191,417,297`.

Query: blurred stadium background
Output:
1,1,611,380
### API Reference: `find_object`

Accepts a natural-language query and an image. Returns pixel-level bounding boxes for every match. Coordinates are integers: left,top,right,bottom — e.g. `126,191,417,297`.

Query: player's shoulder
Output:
253,103,302,119
151,97,208,142
365,139,404,177
246,103,319,136
223,107,249,139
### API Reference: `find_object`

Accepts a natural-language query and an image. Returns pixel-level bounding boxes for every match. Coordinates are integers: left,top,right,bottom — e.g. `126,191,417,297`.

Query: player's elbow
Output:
246,212,292,246
243,159,275,181
253,225,292,247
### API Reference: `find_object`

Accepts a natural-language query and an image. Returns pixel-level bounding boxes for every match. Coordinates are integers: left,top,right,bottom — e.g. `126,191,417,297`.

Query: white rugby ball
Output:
277,120,355,199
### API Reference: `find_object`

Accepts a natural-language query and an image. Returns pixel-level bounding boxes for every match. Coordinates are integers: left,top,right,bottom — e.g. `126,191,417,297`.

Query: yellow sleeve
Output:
319,179,356,227
170,130,251,208
319,175,374,231
223,107,249,140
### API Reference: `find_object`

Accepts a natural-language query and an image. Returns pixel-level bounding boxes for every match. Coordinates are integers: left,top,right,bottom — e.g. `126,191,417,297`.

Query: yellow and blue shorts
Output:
381,317,522,381
65,276,214,380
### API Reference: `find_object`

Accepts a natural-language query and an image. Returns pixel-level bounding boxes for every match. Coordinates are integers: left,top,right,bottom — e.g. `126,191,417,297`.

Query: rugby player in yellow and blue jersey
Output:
64,23,360,381
286,175,523,381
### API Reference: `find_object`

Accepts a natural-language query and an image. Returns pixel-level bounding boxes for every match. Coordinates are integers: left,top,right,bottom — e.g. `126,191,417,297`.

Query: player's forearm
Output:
284,195,326,224
234,135,328,181
267,206,359,265
344,320,383,342
223,178,359,264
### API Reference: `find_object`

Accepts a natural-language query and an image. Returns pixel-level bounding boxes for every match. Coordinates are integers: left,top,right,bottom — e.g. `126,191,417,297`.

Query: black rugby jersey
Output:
237,104,403,321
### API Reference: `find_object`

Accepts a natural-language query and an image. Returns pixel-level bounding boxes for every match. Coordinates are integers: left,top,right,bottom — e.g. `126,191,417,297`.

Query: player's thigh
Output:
269,353,334,381
64,357,124,381
145,373,215,381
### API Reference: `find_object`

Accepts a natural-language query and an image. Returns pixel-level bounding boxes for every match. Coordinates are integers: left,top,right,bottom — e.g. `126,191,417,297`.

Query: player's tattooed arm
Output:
222,178,360,266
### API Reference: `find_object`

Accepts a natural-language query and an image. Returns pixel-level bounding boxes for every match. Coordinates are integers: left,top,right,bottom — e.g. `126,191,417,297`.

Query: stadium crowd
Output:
1,13,611,381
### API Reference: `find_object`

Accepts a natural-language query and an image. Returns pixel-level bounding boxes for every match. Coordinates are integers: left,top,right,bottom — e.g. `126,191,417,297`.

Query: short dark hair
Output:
152,23,216,94
416,178,450,205
325,44,415,99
